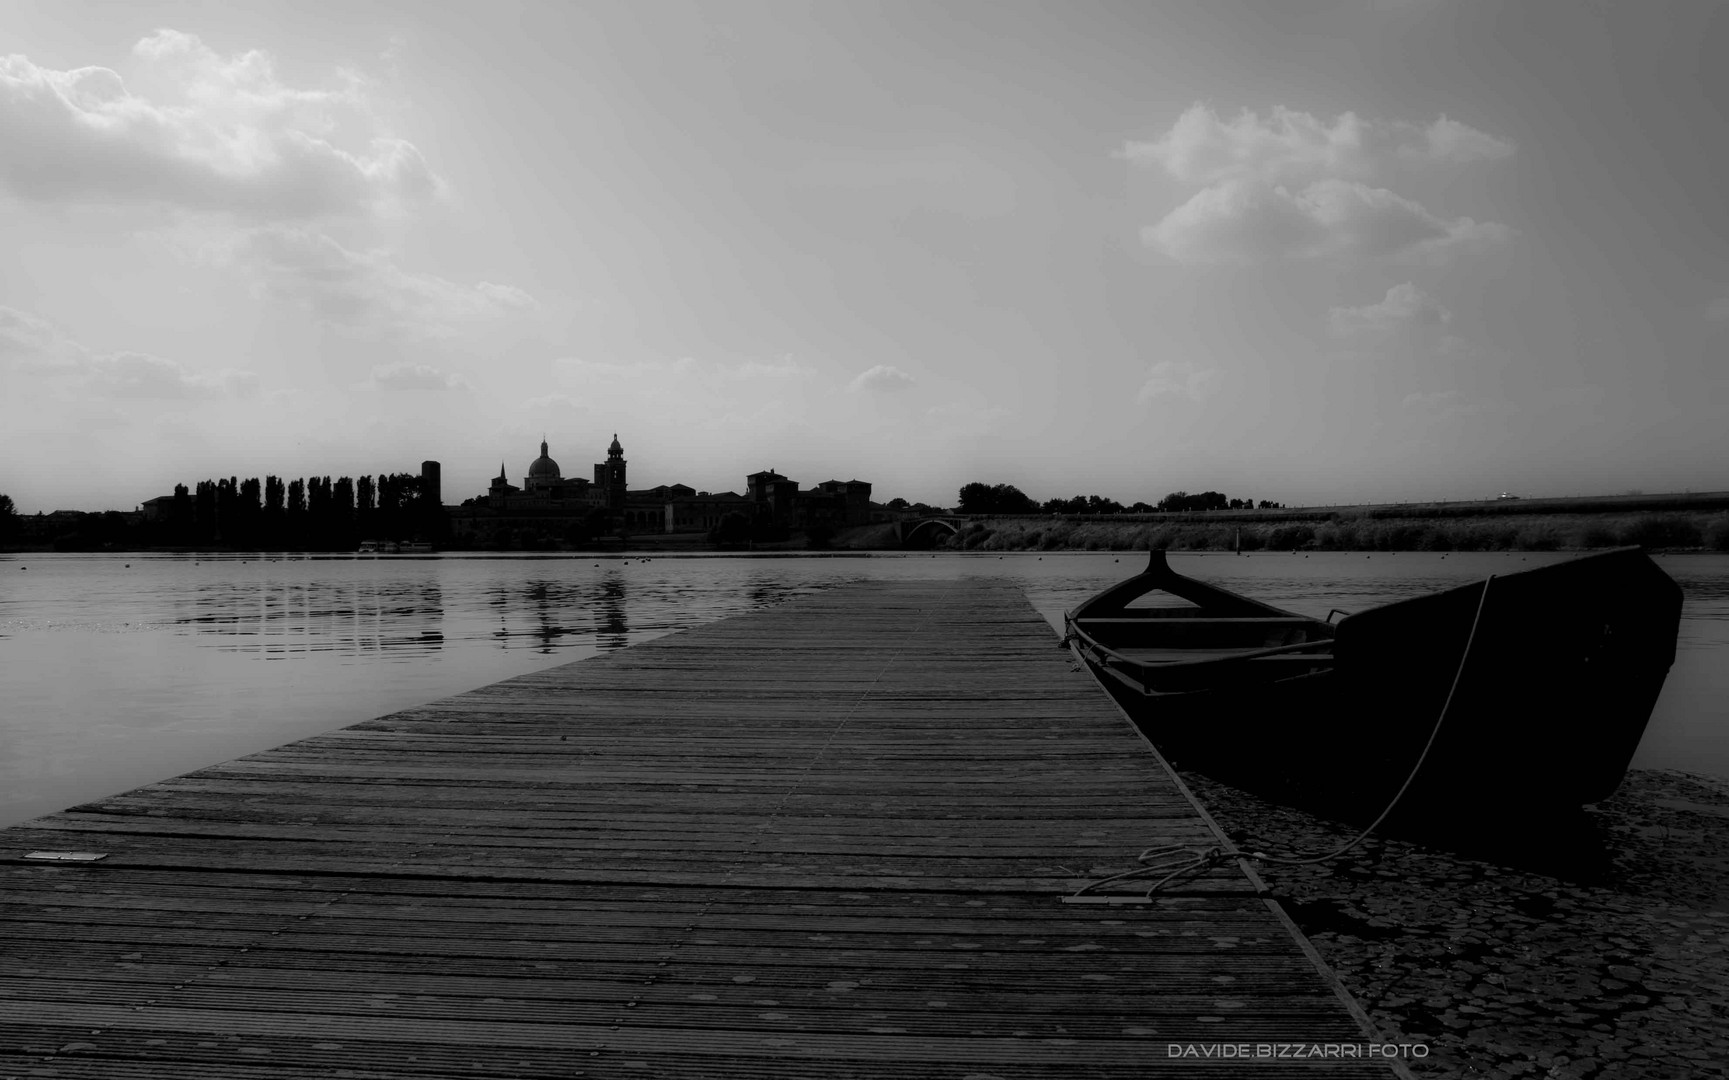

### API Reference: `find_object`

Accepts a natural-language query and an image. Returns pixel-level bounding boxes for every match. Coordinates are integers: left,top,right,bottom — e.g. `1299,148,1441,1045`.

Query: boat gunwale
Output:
1063,549,1336,685
1058,539,1666,698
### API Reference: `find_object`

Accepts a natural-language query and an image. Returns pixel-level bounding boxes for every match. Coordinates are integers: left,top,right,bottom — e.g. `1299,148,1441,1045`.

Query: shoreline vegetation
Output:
6,491,1729,555
835,496,1729,554
836,510,1729,554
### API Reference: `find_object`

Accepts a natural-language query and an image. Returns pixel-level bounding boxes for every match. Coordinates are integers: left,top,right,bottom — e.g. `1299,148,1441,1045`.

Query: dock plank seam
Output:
2,578,1400,1078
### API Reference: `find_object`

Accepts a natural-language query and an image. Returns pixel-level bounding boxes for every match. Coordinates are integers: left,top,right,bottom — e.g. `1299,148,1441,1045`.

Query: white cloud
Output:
235,228,537,337
1137,361,1221,404
1145,177,1507,265
1,305,256,399
1127,104,1512,265
1125,104,1514,186
476,282,538,310
1126,105,1377,187
847,364,916,393
0,32,439,219
1329,283,1453,337
361,362,471,391
1403,116,1518,166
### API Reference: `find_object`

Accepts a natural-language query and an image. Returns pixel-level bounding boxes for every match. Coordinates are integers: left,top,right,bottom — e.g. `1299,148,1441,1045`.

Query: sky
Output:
2,0,1725,513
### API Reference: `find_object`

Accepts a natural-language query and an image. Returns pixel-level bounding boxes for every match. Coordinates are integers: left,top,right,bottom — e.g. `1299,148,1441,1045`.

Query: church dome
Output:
608,433,623,457
528,439,560,479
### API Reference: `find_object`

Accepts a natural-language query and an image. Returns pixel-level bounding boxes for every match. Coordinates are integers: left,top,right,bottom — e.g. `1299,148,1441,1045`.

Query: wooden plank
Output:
0,579,1399,1077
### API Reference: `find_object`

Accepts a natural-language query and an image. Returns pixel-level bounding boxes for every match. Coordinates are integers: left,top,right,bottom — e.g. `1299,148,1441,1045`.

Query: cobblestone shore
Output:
1183,768,1729,1079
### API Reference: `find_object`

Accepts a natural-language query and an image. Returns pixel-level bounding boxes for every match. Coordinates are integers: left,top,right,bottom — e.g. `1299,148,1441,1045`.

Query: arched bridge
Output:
894,516,968,548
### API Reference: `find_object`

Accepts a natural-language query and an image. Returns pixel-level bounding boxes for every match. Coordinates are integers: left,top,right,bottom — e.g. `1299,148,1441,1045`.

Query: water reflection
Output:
173,576,445,660
488,577,602,654
596,572,628,650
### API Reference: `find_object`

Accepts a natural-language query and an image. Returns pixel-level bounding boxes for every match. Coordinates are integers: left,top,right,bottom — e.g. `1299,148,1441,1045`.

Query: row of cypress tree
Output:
162,472,438,549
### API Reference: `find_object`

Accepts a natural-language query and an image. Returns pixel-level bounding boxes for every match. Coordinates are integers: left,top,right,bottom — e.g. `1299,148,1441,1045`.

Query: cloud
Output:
1125,105,1514,186
1127,104,1512,265
476,282,538,310
1,305,256,399
1144,177,1507,265
360,362,471,391
1137,361,1221,404
0,305,81,368
235,228,537,337
847,364,916,393
1708,293,1729,323
1329,283,1452,337
1403,116,1518,166
0,32,439,219
1126,106,1376,187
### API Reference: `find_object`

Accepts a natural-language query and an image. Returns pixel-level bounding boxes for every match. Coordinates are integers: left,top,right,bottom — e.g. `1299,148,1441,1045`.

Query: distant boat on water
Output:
1064,547,1683,827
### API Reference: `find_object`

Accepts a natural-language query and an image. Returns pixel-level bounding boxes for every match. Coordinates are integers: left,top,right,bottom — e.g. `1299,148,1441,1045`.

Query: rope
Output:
1065,574,1496,902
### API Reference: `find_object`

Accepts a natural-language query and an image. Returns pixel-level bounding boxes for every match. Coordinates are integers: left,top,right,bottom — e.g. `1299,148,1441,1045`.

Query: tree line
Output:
162,472,439,550
951,482,1282,516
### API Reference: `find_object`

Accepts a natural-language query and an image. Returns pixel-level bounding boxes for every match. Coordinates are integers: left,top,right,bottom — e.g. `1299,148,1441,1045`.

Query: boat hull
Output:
1068,548,1683,826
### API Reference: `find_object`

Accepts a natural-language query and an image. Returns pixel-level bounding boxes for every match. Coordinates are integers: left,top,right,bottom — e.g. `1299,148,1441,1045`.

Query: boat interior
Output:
1066,550,1336,679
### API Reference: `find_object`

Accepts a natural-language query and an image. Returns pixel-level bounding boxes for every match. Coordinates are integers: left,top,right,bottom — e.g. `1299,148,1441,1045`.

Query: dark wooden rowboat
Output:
1064,547,1683,826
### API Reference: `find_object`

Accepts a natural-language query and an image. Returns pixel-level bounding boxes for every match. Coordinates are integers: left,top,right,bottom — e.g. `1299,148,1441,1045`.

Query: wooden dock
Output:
2,579,1401,1078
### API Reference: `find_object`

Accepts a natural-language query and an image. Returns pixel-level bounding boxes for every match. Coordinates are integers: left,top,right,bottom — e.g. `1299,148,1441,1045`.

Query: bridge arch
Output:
900,518,961,549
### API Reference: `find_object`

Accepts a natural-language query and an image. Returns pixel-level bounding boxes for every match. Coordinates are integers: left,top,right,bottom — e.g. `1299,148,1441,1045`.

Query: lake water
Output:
3,550,1725,829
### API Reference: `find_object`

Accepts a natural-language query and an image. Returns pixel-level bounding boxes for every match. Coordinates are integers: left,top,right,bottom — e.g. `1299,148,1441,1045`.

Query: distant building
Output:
484,439,608,512
741,470,873,531
664,490,751,533
596,434,627,513
809,479,874,527
746,469,801,527
420,461,441,509
139,495,176,523
449,436,870,543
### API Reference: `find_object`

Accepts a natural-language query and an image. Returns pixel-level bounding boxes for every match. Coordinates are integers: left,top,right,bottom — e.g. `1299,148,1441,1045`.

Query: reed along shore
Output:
838,498,1729,554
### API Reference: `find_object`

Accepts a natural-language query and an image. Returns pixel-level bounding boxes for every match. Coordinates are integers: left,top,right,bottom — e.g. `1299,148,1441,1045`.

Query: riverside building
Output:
447,435,874,545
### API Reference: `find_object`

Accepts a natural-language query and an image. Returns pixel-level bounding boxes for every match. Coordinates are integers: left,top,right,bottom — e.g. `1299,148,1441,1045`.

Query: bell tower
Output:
604,433,626,512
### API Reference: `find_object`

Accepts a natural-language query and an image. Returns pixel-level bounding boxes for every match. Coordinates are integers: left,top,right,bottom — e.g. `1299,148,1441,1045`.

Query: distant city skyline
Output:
4,1,1725,513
